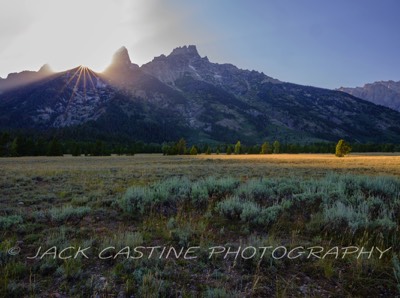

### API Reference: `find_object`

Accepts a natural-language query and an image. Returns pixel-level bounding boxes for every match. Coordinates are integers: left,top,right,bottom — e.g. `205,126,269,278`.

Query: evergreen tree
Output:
0,133,11,156
91,140,105,156
250,145,260,154
162,142,178,155
205,146,211,155
161,144,170,155
16,136,31,156
71,142,81,156
115,144,124,156
214,145,221,155
35,138,47,156
0,132,10,144
260,142,269,154
273,140,280,154
176,138,187,155
24,138,35,156
234,141,241,155
10,137,19,157
189,145,198,155
47,138,63,156
335,139,351,157
226,146,232,155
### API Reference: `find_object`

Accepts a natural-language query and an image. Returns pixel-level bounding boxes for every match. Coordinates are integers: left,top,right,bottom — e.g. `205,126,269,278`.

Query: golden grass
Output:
1,153,398,206
194,153,400,176
1,153,400,178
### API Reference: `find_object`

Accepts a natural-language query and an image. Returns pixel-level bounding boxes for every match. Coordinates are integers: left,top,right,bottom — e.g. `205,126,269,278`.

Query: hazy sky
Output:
0,0,399,89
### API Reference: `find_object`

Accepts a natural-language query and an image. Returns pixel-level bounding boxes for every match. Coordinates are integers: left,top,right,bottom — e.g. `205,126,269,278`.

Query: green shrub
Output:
33,210,48,223
393,256,400,293
0,215,23,230
71,196,90,206
5,281,28,296
324,201,368,230
120,177,240,216
190,182,209,207
323,198,396,231
204,287,229,298
240,200,262,223
166,217,177,230
202,177,240,197
152,176,191,203
360,175,400,200
235,177,301,205
257,205,283,225
235,178,273,202
39,258,59,275
119,186,153,215
170,224,195,246
166,217,196,246
139,272,166,297
119,173,400,234
45,226,73,247
216,196,248,220
56,258,83,280
216,196,282,227
103,231,143,250
120,177,192,215
49,205,91,222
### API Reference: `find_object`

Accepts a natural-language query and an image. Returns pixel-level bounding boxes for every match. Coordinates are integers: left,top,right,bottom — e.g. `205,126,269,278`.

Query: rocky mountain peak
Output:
38,64,53,74
0,64,53,92
169,45,200,58
103,46,140,84
338,80,400,112
1,45,400,144
111,46,132,67
141,44,280,93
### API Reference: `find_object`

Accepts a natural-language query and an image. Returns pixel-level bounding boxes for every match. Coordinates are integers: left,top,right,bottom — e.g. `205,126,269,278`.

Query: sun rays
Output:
58,66,103,120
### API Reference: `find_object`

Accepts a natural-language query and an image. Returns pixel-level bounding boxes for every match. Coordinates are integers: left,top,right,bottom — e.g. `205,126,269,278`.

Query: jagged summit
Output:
111,46,132,66
170,45,200,58
103,47,140,85
141,44,280,90
338,80,400,112
1,44,400,144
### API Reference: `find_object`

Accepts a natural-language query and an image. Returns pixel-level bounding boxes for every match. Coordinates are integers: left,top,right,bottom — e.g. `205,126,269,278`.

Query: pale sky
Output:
1,0,399,89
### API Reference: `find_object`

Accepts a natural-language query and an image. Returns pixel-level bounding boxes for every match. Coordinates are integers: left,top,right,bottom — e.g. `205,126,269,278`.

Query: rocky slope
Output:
142,46,400,143
338,80,400,112
0,64,53,94
1,46,400,144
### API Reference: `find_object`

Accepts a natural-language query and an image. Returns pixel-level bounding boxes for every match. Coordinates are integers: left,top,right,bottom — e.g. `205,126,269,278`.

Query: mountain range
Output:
1,45,400,144
338,81,400,113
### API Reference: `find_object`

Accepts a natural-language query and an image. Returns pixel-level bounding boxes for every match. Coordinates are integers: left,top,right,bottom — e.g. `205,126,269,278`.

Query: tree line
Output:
0,133,160,157
161,138,400,156
1,133,399,157
161,139,285,155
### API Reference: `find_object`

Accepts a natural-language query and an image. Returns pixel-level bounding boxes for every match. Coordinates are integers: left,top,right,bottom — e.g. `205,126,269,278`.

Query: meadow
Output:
1,153,400,297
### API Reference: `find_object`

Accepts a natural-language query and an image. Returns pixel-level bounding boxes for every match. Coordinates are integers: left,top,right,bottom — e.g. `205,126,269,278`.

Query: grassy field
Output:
1,153,400,297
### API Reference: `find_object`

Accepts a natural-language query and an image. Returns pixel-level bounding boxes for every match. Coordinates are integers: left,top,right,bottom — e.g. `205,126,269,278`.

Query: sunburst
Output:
58,65,102,121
